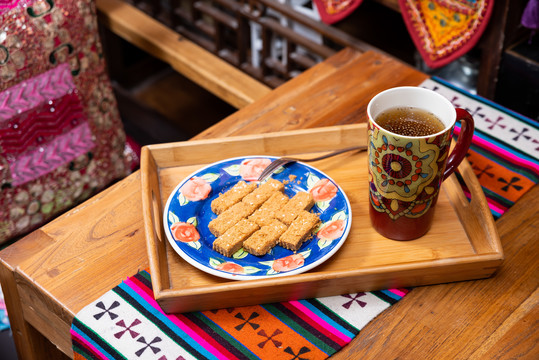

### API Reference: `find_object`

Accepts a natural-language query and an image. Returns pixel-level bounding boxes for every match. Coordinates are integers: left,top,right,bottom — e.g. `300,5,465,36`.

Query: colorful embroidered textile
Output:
72,270,408,360
0,0,133,244
423,77,539,218
313,1,494,67
313,0,363,24
71,79,538,359
399,0,494,68
0,289,8,331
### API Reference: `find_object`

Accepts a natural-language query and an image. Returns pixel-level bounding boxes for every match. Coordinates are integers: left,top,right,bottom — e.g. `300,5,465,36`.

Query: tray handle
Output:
141,147,171,294
444,157,502,255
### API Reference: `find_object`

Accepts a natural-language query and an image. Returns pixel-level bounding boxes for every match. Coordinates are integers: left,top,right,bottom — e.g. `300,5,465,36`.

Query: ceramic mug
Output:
367,86,475,240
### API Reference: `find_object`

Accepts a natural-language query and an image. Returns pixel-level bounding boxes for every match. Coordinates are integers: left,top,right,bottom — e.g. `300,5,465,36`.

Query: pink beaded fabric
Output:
0,0,132,244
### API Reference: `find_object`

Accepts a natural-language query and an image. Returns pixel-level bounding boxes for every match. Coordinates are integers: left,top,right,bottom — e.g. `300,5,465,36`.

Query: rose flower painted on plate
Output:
180,176,211,201
272,254,305,272
217,262,245,274
240,158,271,181
310,178,338,202
318,219,345,241
171,222,200,243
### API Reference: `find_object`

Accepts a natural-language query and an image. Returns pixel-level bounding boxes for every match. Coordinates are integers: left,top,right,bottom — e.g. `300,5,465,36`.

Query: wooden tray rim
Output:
141,124,504,311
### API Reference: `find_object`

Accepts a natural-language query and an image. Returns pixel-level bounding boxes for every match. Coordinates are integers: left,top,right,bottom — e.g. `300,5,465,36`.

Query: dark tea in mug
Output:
375,106,445,137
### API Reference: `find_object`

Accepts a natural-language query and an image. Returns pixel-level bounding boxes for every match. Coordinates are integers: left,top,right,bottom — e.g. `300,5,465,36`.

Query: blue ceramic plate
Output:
163,156,352,280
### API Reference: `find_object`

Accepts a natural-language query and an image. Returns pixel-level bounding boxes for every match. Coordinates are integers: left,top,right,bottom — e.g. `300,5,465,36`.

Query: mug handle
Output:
443,108,475,180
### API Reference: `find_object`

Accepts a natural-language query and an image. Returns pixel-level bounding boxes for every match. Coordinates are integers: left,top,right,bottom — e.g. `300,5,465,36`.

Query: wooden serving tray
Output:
141,124,503,314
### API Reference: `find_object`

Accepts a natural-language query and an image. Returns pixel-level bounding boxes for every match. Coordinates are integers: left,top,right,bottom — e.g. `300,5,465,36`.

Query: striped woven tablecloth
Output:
71,78,539,360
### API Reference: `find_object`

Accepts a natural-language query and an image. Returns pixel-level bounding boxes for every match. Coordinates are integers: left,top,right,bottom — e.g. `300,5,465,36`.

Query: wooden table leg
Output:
0,231,70,360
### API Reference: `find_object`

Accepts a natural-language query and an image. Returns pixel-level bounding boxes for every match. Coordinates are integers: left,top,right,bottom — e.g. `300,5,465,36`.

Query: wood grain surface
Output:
0,48,536,360
194,49,424,140
331,182,539,359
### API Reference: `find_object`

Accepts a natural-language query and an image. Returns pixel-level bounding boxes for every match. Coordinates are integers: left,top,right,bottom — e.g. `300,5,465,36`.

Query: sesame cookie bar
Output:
275,191,314,225
211,181,257,214
249,192,289,227
213,219,259,257
208,201,257,237
242,178,285,209
279,210,320,251
243,219,287,256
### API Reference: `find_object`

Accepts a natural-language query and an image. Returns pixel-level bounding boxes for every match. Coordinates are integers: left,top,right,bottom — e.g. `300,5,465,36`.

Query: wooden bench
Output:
95,0,272,109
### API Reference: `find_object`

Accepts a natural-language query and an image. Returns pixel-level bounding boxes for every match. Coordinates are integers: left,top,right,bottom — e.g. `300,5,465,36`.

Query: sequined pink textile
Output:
0,0,21,11
0,0,131,243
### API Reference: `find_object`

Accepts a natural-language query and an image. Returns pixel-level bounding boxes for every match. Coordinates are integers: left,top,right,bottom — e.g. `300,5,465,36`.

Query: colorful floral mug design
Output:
367,87,475,240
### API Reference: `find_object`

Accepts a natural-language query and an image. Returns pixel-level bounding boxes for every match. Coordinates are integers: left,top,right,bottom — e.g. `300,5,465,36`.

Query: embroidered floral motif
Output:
341,293,367,309
257,329,283,348
400,0,494,68
94,301,120,320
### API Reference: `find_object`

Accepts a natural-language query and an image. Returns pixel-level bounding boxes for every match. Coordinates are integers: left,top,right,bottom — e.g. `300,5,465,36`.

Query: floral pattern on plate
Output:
163,156,352,280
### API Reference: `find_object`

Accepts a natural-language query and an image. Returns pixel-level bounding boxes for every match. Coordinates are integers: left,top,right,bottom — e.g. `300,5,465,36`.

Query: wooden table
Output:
1,49,537,360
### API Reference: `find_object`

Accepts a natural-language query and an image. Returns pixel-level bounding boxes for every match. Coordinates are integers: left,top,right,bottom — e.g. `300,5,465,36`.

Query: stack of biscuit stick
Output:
210,179,320,257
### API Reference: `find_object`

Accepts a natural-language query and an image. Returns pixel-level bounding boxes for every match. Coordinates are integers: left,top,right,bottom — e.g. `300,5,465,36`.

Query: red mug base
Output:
369,204,436,241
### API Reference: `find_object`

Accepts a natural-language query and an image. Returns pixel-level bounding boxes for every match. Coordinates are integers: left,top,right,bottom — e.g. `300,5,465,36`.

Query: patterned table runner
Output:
71,78,539,360
422,77,539,218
